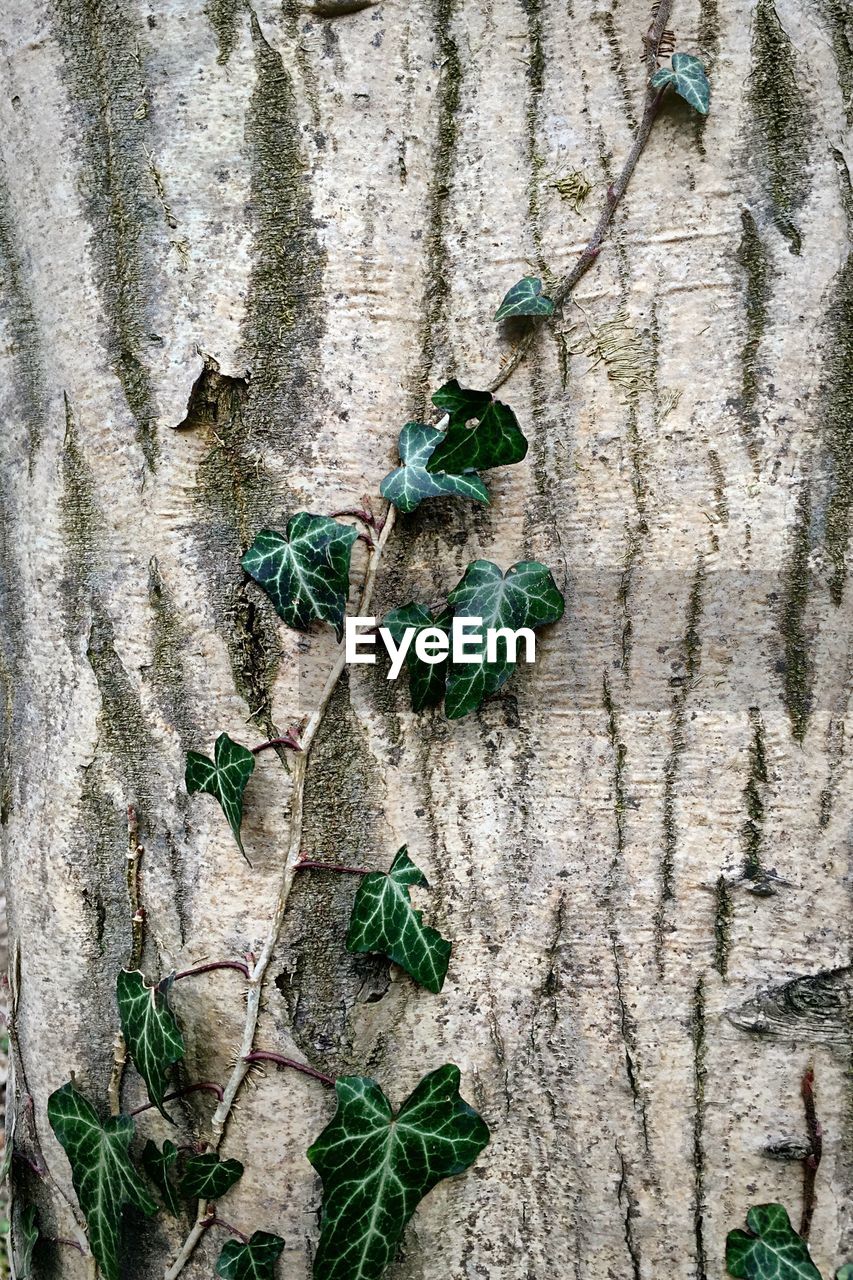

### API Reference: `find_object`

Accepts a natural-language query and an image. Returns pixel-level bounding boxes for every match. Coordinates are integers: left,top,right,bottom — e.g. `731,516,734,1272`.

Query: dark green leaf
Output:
726,1204,822,1280
346,847,451,993
241,514,357,638
141,1140,181,1215
185,733,255,858
381,603,452,712
308,1064,489,1280
117,969,185,1119
379,423,490,514
47,1082,157,1280
494,275,555,322
431,381,492,421
444,560,565,718
426,382,527,475
650,51,710,114
15,1204,38,1278
180,1153,244,1201
216,1230,285,1280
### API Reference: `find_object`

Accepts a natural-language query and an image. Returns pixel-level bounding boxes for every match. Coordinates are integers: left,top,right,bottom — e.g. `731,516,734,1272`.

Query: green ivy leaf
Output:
15,1205,38,1278
308,1064,489,1280
726,1205,822,1280
426,380,528,474
117,969,185,1119
346,847,451,993
836,1267,853,1280
431,380,492,421
180,1153,244,1201
650,51,710,114
241,514,358,638
141,1139,181,1215
185,733,255,858
216,1231,286,1280
381,603,452,711
494,276,555,322
379,423,490,513
47,1082,157,1280
444,560,565,719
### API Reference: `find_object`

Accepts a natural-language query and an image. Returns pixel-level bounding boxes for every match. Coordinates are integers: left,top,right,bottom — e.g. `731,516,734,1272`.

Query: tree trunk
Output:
1,0,851,1277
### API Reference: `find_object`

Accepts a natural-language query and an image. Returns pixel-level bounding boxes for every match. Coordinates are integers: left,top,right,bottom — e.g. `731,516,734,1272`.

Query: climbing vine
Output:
2,8,752,1280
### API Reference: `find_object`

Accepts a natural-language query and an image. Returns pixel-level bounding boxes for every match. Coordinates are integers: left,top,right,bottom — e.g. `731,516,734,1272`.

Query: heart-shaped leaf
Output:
494,275,555,322
216,1230,285,1280
15,1204,39,1278
380,423,490,513
141,1139,181,1215
444,560,565,719
651,51,710,114
117,969,185,1119
308,1064,489,1280
346,847,451,993
185,733,256,858
426,380,528,474
381,603,452,711
242,513,358,638
180,1153,244,1200
47,1083,157,1280
726,1204,822,1280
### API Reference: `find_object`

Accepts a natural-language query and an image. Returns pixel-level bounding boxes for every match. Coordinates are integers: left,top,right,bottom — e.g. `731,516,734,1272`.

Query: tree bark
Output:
1,0,851,1277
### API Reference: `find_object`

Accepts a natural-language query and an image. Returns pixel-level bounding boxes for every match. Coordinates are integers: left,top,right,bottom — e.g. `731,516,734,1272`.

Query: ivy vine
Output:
4,6,726,1278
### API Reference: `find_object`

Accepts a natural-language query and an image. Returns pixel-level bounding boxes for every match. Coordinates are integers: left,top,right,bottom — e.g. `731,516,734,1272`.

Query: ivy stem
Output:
250,731,302,754
800,1065,823,1240
165,9,677,1277
173,960,251,982
164,507,398,1280
48,1237,87,1255
295,858,371,875
200,1216,249,1243
489,0,674,394
243,1050,336,1088
129,1082,224,1116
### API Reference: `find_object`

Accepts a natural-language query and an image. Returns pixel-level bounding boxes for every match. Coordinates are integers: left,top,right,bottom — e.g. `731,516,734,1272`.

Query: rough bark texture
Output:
0,0,852,1278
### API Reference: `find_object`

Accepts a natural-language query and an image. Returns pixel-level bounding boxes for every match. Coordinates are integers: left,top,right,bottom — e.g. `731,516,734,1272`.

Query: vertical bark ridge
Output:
780,484,814,741
654,556,705,974
601,675,648,1157
52,0,160,468
818,253,853,606
0,167,48,464
207,0,247,64
735,209,771,466
817,0,853,127
596,8,638,134
746,0,812,254
411,0,463,410
740,706,770,890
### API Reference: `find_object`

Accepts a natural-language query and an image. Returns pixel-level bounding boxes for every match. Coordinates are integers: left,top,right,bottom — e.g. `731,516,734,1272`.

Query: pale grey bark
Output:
0,0,851,1278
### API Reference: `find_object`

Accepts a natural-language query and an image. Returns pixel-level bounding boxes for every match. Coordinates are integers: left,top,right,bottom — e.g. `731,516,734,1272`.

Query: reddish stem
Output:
800,1065,823,1240
296,859,371,876
243,1050,336,1088
129,1082,224,1116
251,732,302,754
48,1237,86,1255
330,507,377,530
200,1216,249,1243
173,960,250,981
